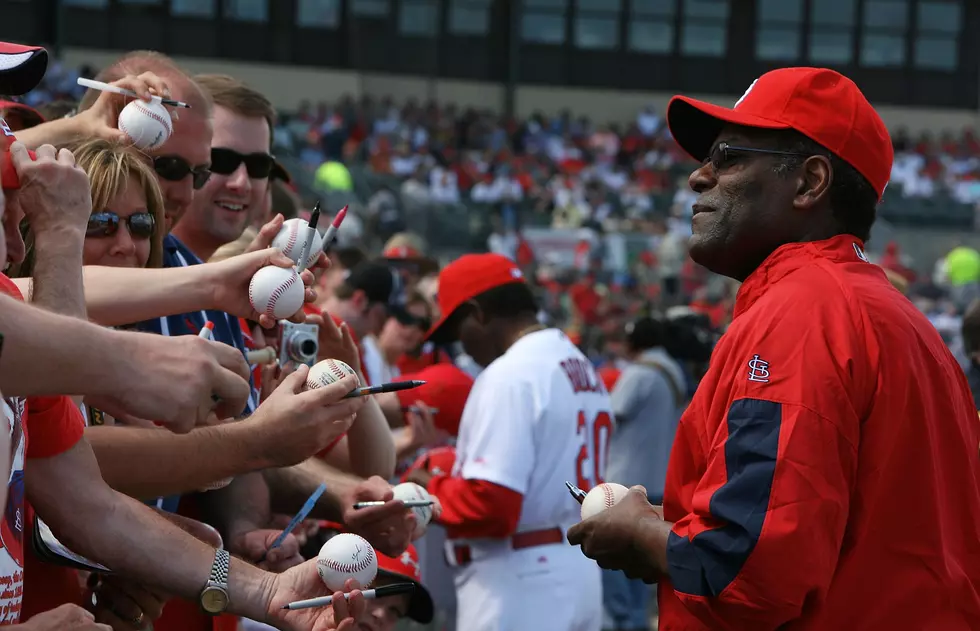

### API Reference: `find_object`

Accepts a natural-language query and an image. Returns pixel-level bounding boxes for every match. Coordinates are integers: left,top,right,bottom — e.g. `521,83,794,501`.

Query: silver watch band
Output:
210,548,230,586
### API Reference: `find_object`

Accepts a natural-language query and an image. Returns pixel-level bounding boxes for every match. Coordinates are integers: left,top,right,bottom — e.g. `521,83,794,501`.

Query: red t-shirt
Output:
0,274,85,623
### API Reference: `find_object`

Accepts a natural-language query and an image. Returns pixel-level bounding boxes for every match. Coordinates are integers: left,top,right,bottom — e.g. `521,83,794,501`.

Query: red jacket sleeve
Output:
665,273,868,630
25,396,85,459
427,476,522,539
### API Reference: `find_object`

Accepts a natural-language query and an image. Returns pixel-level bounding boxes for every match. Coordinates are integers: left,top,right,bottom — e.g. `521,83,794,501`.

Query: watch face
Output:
201,586,230,614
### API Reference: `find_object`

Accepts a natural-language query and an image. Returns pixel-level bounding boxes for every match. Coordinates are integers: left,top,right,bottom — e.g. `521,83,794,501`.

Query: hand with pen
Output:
229,529,304,573
74,71,174,146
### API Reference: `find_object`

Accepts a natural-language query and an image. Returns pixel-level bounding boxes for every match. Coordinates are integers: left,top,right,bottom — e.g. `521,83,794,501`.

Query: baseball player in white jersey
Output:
405,253,607,631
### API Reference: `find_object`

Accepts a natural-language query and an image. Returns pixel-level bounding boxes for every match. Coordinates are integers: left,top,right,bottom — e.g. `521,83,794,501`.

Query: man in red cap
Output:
568,67,980,630
405,252,608,631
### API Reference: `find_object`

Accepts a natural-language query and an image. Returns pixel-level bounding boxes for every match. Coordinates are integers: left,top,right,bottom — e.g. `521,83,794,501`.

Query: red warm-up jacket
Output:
660,236,980,631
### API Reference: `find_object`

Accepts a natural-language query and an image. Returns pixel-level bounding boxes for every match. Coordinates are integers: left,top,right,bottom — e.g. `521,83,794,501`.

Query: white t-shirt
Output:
453,329,614,535
360,335,396,386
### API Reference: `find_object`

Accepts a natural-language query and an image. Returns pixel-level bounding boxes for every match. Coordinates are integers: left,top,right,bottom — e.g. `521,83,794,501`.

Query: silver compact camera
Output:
278,321,319,367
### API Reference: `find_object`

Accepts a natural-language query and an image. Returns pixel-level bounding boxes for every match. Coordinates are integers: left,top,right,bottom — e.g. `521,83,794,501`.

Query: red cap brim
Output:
666,95,791,163
0,43,48,96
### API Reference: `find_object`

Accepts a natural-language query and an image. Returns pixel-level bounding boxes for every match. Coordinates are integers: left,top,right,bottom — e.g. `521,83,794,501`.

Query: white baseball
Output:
580,483,630,521
118,99,172,150
248,266,305,320
272,218,325,267
316,533,378,592
392,482,433,537
306,358,358,390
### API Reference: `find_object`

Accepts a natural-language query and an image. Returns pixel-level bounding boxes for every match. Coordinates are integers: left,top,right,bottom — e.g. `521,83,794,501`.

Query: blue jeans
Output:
601,568,651,630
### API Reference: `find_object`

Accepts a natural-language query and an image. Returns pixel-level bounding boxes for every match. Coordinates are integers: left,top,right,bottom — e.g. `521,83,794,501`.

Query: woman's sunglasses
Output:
153,155,212,190
86,211,156,239
210,147,275,179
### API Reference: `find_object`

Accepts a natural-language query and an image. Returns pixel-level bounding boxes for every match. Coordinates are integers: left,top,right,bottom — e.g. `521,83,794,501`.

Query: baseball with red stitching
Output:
316,533,378,591
306,358,358,391
392,482,433,538
579,482,629,521
248,265,305,320
272,218,325,267
118,98,172,150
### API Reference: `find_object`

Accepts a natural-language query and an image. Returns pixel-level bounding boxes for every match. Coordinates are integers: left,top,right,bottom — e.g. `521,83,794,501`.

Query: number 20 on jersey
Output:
575,410,612,492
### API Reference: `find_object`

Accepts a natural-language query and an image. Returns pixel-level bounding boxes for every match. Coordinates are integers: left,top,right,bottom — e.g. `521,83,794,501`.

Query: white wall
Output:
61,47,980,134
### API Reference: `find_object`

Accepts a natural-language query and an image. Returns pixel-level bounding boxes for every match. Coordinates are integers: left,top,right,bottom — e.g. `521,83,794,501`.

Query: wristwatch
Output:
200,548,231,615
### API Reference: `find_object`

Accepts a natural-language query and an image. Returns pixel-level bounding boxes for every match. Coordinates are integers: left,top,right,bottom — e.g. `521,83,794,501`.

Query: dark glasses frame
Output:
153,155,212,190
706,142,810,171
86,211,156,239
210,147,276,179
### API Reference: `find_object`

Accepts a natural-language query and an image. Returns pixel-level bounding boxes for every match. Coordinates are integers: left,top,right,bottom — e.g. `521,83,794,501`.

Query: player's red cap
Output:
395,363,474,436
376,544,434,623
425,253,525,342
666,67,893,200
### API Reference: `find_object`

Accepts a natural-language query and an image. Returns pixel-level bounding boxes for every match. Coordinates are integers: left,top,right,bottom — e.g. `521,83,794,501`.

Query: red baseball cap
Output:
376,544,434,623
425,253,526,342
395,363,474,436
666,67,893,200
0,42,47,96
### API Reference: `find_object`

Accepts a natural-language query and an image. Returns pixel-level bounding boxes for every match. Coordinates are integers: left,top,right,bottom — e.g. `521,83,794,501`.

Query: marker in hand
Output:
77,77,191,108
199,321,214,341
258,483,327,564
281,583,415,610
320,205,348,253
342,380,426,399
295,201,321,275
565,481,587,505
353,499,434,510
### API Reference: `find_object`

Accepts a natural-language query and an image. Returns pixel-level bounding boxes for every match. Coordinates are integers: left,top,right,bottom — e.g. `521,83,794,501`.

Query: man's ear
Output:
351,289,368,310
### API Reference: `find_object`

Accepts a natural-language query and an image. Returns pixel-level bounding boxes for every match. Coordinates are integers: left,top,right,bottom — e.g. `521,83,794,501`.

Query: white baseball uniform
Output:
448,328,609,631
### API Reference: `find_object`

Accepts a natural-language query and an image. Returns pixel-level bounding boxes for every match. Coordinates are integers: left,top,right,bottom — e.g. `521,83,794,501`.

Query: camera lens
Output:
299,339,317,357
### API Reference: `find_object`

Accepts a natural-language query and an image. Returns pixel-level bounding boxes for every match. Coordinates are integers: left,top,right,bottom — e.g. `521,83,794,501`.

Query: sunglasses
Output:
706,142,809,171
210,147,275,179
392,307,431,332
86,211,156,239
153,155,211,189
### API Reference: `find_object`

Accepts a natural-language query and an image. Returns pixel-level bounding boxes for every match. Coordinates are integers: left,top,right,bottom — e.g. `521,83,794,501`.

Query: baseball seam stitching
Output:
321,549,375,574
286,224,298,258
603,485,614,509
135,101,173,135
265,273,297,317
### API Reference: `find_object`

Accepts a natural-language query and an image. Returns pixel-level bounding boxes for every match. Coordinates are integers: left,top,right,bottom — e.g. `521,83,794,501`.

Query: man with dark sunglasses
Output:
568,67,980,631
172,74,277,262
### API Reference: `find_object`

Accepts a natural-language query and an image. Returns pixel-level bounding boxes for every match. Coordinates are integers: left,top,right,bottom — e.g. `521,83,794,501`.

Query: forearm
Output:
27,443,274,621
205,472,273,541
86,423,271,500
264,458,362,522
342,397,395,478
393,428,419,462
15,116,88,150
30,231,87,318
374,392,405,428
81,265,216,326
0,295,120,397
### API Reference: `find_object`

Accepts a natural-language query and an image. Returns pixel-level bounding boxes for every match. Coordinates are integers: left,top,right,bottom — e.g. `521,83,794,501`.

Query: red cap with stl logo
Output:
0,116,35,190
666,67,893,200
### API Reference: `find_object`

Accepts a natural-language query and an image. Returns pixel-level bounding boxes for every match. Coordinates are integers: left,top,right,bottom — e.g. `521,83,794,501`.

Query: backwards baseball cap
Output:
666,67,893,200
342,261,407,311
424,253,525,343
394,363,475,436
0,42,47,96
376,545,434,623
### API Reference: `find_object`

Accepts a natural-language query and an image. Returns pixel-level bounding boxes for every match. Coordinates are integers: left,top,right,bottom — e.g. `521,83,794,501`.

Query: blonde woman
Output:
18,138,164,274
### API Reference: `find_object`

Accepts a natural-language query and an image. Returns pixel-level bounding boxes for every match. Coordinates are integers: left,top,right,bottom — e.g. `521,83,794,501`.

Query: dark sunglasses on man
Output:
86,211,156,239
210,147,275,179
391,306,431,332
153,155,211,190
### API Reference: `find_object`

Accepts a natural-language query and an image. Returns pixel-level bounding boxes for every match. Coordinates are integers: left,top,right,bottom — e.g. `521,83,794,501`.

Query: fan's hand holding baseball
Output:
87,330,251,433
566,485,667,583
10,142,91,239
75,72,172,144
342,477,417,557
247,368,363,468
306,310,361,374
266,573,365,631
206,247,317,329
230,529,304,573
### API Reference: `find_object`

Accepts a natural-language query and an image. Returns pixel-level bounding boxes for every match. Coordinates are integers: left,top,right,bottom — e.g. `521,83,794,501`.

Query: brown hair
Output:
193,74,276,134
78,51,211,114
